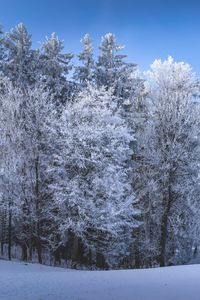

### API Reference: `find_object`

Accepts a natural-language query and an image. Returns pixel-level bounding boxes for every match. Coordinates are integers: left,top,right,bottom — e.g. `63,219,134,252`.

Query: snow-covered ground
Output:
0,260,200,300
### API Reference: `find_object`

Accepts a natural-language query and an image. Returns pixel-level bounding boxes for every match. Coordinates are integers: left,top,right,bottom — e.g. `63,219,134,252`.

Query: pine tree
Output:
2,23,38,88
0,25,5,72
95,33,137,98
74,34,94,87
40,32,73,105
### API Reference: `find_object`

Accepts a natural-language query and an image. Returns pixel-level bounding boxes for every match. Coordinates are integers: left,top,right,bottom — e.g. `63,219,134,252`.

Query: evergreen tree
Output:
3,23,38,88
40,32,73,105
95,33,137,98
0,25,5,72
74,34,94,87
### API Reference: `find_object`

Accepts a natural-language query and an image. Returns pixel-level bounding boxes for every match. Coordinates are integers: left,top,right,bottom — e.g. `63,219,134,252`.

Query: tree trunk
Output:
96,252,107,269
159,184,172,267
35,155,42,264
8,202,12,261
134,229,141,268
21,243,28,261
88,249,93,266
0,241,3,257
29,241,33,261
0,209,6,257
72,235,79,262
53,248,61,266
36,239,42,264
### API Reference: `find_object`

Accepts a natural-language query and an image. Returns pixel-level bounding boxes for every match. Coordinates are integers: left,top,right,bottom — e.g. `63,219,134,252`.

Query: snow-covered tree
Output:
74,34,94,87
0,75,59,263
50,85,138,267
40,33,73,105
136,57,200,266
0,77,23,259
2,23,38,88
95,33,137,98
16,84,59,263
0,25,5,71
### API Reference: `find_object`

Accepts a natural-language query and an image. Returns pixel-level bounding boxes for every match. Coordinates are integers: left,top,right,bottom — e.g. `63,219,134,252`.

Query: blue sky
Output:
1,0,200,74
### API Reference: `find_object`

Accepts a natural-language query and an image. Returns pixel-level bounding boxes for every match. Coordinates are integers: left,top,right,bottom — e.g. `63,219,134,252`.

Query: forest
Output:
0,23,200,269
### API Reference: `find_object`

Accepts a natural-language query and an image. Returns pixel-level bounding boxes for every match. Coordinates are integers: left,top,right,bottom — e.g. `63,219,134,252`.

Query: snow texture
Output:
0,259,200,300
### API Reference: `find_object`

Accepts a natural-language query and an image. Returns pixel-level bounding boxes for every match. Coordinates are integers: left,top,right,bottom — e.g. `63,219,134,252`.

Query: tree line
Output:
0,23,200,269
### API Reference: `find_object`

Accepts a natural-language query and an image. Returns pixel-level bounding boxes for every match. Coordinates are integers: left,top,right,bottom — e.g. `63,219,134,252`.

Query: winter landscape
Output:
1,259,200,300
1,0,200,299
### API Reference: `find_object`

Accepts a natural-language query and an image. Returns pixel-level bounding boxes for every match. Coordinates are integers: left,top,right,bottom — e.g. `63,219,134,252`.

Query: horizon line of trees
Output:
0,23,200,269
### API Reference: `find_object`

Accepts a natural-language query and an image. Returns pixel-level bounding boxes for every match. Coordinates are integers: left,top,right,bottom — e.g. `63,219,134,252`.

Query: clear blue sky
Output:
1,0,200,74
